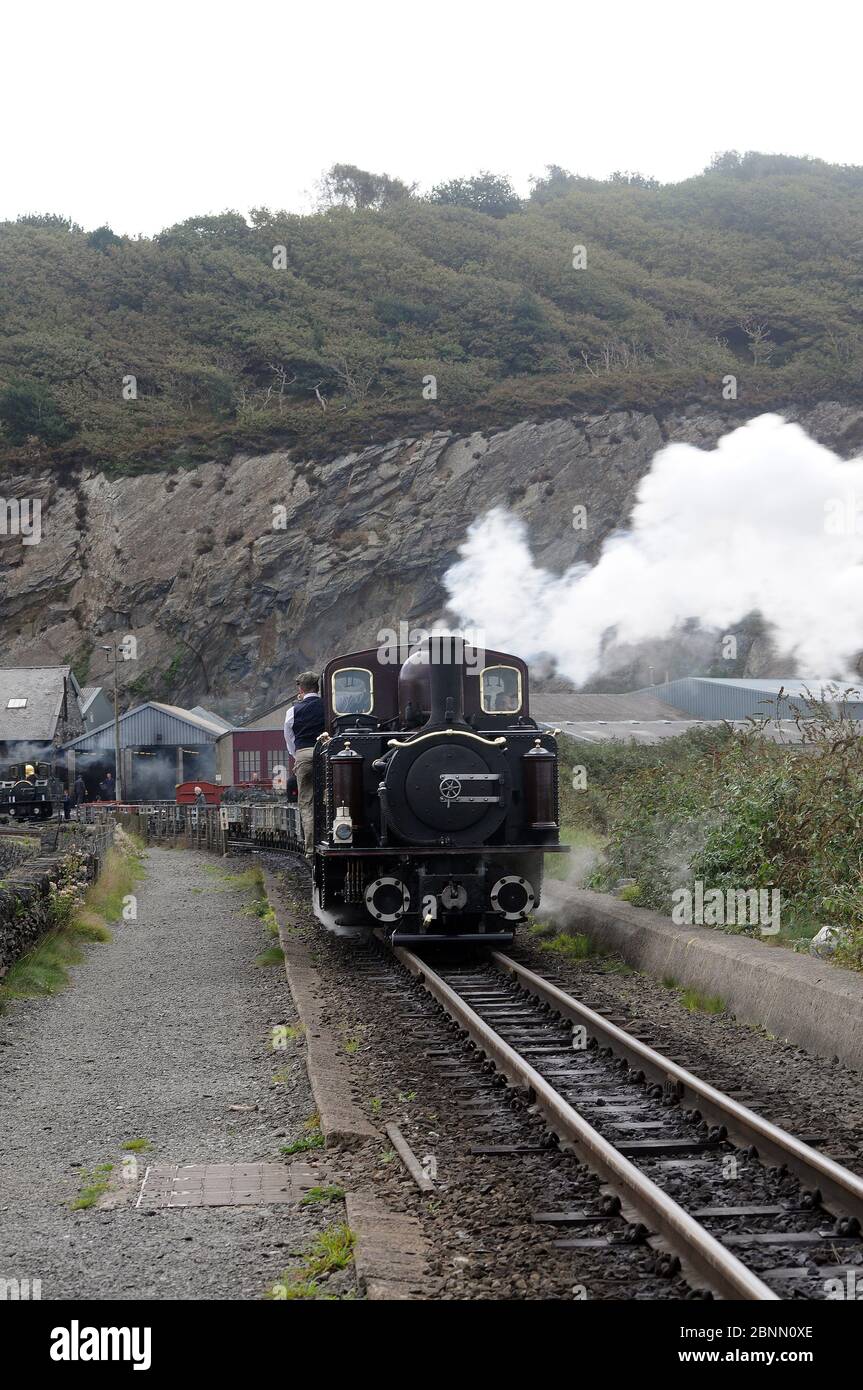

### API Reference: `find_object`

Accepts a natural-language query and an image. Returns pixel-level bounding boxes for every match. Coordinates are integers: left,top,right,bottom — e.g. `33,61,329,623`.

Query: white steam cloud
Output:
443,414,863,685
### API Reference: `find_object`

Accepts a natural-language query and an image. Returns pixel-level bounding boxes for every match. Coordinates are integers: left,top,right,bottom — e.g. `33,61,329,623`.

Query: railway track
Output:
391,945,863,1301
186,834,863,1300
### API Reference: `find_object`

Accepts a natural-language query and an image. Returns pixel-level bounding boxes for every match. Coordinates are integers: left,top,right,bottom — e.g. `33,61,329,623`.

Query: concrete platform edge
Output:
549,888,863,1072
262,866,379,1150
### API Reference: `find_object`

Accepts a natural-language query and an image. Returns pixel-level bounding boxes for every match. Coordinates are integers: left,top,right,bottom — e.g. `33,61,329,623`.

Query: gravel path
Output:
0,848,333,1300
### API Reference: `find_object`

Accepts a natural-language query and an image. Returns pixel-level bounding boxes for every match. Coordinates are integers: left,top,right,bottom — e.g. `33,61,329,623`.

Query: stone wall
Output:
0,822,114,974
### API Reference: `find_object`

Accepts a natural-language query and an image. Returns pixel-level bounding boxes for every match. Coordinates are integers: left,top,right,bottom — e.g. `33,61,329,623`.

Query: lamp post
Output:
102,643,123,803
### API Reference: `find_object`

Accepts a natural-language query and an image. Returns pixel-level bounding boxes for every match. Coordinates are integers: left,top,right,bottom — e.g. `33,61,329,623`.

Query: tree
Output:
15,212,82,232
528,165,605,202
740,317,775,365
87,225,122,252
0,381,74,445
317,164,415,211
706,150,743,174
157,212,250,247
606,170,660,189
429,172,522,218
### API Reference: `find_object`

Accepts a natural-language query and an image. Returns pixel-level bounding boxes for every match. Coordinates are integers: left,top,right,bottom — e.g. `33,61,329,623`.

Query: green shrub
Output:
581,705,863,966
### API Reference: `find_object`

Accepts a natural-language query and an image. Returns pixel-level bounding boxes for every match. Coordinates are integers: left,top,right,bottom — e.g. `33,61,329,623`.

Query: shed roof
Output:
531,692,688,724
62,700,231,751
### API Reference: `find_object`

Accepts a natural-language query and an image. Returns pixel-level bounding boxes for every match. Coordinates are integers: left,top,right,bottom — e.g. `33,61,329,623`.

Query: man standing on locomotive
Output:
284,671,325,858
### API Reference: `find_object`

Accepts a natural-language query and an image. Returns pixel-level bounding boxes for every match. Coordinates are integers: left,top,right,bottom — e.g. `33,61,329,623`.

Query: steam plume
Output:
443,414,863,684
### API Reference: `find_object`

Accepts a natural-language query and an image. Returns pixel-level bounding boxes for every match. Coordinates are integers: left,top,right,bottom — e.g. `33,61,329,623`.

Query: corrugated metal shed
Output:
62,701,229,752
639,678,863,722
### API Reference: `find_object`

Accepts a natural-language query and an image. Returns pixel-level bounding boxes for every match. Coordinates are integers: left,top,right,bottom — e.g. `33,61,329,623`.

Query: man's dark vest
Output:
292,694,325,750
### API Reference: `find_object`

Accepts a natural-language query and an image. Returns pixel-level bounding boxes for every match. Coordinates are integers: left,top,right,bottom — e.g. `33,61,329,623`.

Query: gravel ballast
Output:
264,855,863,1301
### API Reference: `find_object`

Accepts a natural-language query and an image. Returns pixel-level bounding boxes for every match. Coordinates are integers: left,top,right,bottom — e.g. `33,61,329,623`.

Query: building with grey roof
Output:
62,701,235,801
639,677,863,722
0,666,85,764
531,692,688,725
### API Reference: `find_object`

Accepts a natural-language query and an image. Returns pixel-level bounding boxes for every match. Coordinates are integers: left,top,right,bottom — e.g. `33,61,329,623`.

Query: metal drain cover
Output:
136,1162,313,1208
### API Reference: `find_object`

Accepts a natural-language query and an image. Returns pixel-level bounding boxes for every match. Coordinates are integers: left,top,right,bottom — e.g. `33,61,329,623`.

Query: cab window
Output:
332,667,374,716
480,665,522,714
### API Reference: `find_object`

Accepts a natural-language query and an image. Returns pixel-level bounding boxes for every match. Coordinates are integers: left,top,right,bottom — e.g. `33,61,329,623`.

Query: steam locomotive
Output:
307,635,567,943
0,763,65,822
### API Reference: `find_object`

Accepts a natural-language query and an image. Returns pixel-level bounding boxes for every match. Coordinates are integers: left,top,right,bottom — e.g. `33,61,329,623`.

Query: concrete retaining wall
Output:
546,887,863,1073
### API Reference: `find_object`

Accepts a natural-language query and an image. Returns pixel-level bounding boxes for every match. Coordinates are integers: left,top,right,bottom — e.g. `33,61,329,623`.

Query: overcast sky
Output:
3,0,860,236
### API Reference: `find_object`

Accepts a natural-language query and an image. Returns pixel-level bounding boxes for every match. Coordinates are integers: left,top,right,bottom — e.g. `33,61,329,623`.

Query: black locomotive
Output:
310,634,567,943
0,762,65,822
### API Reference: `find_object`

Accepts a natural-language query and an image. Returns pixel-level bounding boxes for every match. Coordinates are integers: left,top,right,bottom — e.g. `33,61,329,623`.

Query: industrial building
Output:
63,701,234,800
640,677,863,723
533,678,863,745
215,699,290,786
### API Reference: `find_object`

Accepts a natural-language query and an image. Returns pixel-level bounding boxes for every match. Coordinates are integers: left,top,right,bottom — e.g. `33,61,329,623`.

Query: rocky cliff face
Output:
3,401,863,721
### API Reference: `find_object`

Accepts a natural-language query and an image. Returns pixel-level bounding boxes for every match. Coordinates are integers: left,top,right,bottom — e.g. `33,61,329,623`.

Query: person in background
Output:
284,671,325,857
62,787,72,821
194,785,206,810
98,771,116,801
73,774,86,813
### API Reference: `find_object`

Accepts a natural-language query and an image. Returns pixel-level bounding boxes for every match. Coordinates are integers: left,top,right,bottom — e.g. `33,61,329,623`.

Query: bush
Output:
0,381,73,445
579,706,863,965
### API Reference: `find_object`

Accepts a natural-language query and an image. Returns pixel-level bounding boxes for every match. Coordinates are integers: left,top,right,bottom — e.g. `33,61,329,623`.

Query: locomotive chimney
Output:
424,633,467,730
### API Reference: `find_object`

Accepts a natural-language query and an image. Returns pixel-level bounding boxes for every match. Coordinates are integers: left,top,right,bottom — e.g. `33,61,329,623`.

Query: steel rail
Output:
492,951,863,1224
394,944,778,1300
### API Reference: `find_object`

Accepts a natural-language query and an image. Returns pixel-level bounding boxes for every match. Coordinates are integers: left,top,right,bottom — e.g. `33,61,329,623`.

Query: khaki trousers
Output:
294,746,316,854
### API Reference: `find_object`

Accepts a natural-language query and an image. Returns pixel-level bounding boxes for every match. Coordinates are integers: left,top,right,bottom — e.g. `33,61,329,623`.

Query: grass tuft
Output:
300,1185,345,1207
70,1166,111,1210
541,932,593,960
266,1222,355,1300
254,945,284,967
280,1133,324,1155
679,987,726,1015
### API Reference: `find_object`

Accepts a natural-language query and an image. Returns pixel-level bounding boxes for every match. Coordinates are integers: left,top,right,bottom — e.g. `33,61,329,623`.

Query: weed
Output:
679,987,725,1015
306,1224,355,1276
266,1223,356,1301
541,933,593,960
70,1166,112,1210
254,946,284,967
300,1185,345,1207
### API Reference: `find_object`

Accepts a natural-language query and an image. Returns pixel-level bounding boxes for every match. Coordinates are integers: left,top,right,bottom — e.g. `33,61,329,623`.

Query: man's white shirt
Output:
284,692,316,757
